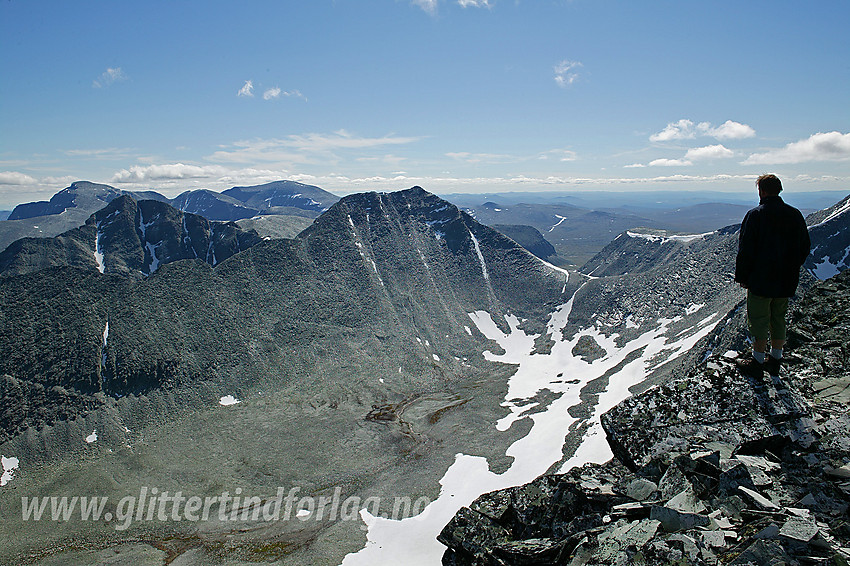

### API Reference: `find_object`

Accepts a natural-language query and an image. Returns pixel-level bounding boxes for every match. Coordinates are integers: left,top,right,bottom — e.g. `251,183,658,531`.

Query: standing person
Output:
735,174,811,379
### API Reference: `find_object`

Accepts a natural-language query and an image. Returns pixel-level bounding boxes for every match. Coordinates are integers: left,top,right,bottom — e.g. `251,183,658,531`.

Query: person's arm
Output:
797,212,812,266
735,211,756,287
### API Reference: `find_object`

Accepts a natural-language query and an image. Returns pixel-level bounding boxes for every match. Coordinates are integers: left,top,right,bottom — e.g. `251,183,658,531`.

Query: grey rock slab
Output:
650,504,710,532
779,516,820,543
737,486,781,511
625,477,658,501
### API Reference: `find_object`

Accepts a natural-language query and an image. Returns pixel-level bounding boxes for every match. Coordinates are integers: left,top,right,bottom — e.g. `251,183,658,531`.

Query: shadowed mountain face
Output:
0,195,263,278
492,224,557,260
805,193,850,278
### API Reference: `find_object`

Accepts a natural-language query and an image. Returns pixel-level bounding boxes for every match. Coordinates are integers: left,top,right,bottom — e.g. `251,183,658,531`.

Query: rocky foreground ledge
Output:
439,270,850,565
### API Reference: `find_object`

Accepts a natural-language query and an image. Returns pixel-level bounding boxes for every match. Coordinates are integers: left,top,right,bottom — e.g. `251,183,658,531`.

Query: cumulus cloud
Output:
650,119,755,142
0,171,38,185
649,157,692,167
92,67,127,88
263,87,281,100
708,120,756,140
111,163,228,183
458,0,491,7
238,80,254,97
684,144,734,160
743,131,850,165
647,144,733,167
554,60,582,88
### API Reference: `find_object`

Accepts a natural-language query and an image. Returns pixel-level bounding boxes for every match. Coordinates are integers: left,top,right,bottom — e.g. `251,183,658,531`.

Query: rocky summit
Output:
439,269,850,565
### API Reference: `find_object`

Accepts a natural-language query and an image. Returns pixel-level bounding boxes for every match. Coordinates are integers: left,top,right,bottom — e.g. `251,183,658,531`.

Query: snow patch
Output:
626,230,712,244
685,303,705,315
101,321,109,369
1,455,20,486
342,289,723,565
811,198,850,227
219,395,240,406
85,430,98,443
432,354,440,361
94,226,105,273
468,230,490,282
548,215,567,233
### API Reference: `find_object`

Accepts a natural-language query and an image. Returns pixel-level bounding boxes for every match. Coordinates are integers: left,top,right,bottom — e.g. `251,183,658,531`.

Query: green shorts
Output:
746,292,789,342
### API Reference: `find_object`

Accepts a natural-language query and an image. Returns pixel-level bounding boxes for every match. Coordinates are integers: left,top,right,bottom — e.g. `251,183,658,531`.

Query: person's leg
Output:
764,298,789,377
740,291,770,377
746,292,770,363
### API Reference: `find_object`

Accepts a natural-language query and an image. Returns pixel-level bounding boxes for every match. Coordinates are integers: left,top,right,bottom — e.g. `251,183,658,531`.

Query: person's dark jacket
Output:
735,195,811,298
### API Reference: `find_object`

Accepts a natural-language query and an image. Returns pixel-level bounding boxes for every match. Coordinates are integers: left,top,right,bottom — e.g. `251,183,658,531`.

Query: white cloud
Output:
92,67,127,88
624,163,646,168
0,171,38,185
743,131,850,165
263,87,281,100
650,119,696,142
650,119,755,142
111,163,228,183
707,120,756,140
646,144,733,167
458,0,491,7
554,60,582,88
238,80,254,97
649,157,692,167
412,0,438,14
684,144,734,160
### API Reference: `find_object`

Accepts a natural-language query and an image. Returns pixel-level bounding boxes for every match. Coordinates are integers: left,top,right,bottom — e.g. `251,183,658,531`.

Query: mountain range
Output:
0,184,846,565
0,180,339,254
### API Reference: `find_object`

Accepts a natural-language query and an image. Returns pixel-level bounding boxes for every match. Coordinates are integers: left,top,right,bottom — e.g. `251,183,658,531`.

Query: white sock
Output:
753,351,766,363
770,348,783,360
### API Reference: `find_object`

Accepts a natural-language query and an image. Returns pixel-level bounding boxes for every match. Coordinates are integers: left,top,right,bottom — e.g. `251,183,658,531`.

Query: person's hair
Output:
757,174,782,195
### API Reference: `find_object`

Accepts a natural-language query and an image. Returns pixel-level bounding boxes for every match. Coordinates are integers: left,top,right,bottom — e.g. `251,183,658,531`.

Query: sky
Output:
1,0,849,208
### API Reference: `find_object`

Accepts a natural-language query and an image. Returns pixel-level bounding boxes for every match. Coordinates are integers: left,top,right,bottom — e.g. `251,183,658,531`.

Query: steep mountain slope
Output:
805,193,850,278
0,195,262,278
491,224,557,260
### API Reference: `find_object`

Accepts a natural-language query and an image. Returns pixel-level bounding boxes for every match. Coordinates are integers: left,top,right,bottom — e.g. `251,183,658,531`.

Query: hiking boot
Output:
764,355,781,378
736,356,765,379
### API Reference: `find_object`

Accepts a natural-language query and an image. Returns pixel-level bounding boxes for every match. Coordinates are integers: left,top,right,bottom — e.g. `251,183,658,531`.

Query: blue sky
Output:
1,0,848,208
